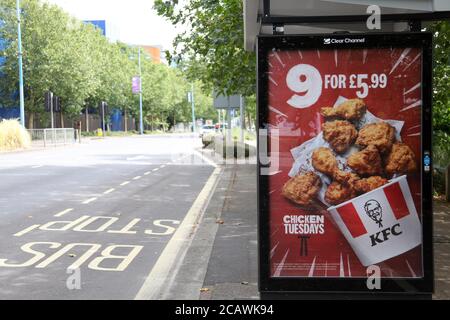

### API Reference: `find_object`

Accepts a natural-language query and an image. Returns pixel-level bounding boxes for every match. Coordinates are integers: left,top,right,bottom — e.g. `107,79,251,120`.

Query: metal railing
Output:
28,128,76,147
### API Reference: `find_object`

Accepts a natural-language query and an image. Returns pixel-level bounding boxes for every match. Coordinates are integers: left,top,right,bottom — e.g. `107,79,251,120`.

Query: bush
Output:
432,131,450,195
0,119,31,151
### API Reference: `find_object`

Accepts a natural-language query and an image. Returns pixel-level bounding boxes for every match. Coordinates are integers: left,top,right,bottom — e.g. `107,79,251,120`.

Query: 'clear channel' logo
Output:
323,38,366,44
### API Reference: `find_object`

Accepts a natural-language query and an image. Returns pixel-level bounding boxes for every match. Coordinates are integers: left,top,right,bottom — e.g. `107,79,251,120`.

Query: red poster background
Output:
267,48,423,278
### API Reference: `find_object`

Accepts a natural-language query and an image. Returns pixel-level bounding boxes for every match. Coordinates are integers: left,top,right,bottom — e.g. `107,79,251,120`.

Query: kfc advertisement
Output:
261,39,427,279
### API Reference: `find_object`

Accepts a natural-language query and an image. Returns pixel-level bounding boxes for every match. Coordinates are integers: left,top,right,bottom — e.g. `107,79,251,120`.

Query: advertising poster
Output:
262,36,428,280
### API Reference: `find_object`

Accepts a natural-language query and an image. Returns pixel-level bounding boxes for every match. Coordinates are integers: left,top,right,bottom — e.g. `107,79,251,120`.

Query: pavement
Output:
162,162,258,300
163,158,450,300
433,200,450,300
0,134,216,299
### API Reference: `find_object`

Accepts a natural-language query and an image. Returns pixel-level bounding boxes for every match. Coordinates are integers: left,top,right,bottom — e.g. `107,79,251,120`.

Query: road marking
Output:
152,168,159,172
120,181,130,186
144,171,151,175
54,208,73,217
108,218,141,234
31,165,43,169
192,150,218,168
133,176,142,180
103,188,115,195
14,224,40,237
135,166,222,300
83,197,98,204
126,155,147,161
160,165,166,169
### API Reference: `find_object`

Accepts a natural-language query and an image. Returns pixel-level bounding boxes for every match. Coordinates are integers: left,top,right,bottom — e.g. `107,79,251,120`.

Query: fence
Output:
28,128,77,147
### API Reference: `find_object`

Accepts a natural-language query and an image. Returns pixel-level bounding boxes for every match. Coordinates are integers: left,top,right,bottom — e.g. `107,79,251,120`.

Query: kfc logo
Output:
364,200,383,228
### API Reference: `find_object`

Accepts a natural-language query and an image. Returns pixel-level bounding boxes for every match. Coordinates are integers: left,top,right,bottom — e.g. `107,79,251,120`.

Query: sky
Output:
45,0,179,50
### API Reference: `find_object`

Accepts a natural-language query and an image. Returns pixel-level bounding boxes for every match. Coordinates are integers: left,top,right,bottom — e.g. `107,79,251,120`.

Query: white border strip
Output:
135,166,222,300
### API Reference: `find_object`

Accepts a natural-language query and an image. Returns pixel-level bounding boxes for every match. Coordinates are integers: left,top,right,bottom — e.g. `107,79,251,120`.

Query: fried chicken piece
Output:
384,142,417,176
356,122,396,154
322,120,358,154
321,98,366,121
332,170,360,186
354,176,388,194
282,172,322,206
312,147,338,176
325,181,357,205
347,145,383,176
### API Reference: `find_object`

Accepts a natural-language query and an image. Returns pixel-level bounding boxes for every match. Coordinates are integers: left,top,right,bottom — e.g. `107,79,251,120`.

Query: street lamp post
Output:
16,0,25,127
190,83,196,133
138,47,143,135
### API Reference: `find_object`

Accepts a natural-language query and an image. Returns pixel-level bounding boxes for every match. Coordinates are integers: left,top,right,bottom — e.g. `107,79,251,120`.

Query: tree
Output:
154,0,256,97
0,0,100,127
428,21,450,169
0,0,216,131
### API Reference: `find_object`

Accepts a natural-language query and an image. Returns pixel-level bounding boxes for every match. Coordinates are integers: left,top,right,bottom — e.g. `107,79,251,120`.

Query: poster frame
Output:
257,32,434,295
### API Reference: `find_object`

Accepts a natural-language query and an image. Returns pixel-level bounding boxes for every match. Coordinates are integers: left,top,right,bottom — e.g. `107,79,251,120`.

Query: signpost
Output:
44,91,54,129
188,85,196,133
257,32,433,299
99,101,108,137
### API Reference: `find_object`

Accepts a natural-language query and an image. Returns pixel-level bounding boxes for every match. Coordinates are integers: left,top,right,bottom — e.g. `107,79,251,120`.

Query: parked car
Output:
199,125,216,137
215,123,228,131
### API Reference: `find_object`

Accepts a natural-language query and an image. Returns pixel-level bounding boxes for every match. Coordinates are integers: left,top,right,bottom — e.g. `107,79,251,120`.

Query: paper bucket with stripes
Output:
327,175,422,267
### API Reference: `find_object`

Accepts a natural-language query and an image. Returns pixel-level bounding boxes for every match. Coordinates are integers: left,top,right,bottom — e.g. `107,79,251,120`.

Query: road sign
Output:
213,92,241,109
53,96,61,112
44,91,53,112
132,76,140,94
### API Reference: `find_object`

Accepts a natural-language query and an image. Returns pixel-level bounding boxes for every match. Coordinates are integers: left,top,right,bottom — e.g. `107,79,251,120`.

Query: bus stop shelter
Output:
244,0,450,51
246,0,450,300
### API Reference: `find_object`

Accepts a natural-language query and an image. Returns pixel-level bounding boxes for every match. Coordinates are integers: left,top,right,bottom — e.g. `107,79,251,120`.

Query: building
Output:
0,30,20,120
84,20,106,35
83,20,120,42
141,45,165,64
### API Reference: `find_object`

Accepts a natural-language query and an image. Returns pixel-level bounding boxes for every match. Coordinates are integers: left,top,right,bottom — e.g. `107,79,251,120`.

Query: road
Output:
0,134,216,299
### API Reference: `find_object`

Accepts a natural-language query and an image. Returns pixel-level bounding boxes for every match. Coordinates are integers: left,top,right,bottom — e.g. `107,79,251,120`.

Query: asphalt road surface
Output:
0,134,215,299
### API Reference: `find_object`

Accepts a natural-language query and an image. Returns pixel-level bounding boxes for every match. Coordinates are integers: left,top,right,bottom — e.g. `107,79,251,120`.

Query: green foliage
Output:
154,0,256,97
0,0,214,129
428,21,450,170
425,21,450,195
430,21,450,134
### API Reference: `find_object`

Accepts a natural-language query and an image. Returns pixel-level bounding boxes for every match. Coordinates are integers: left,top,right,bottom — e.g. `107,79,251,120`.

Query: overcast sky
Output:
45,0,179,50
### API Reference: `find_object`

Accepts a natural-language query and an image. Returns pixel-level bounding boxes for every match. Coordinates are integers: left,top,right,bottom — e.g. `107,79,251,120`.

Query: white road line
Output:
135,166,223,300
103,188,115,195
160,165,166,169
120,181,130,186
31,165,43,169
192,150,218,168
133,176,142,180
54,208,73,217
144,171,151,175
82,197,98,204
152,168,159,172
14,224,40,237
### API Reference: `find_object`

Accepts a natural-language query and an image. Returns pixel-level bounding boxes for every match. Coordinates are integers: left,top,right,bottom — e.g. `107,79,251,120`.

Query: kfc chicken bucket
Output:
327,175,422,267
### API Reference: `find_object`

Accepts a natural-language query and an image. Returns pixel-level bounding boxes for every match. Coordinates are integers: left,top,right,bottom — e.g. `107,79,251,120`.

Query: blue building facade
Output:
83,20,106,35
0,24,20,120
